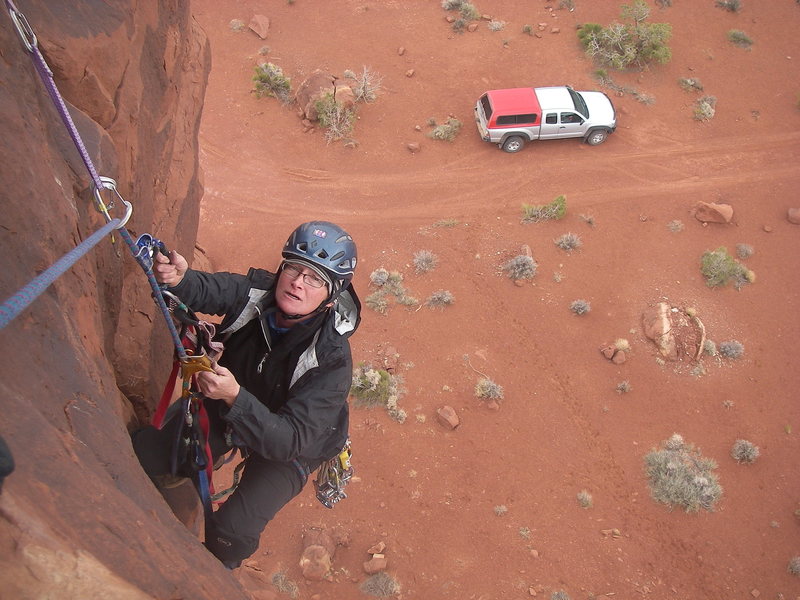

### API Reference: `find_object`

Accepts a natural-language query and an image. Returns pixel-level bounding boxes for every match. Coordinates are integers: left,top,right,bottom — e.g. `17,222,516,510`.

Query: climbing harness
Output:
313,439,354,508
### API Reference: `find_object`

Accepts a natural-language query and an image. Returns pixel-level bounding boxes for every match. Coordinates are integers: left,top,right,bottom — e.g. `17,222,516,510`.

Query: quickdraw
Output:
313,439,354,509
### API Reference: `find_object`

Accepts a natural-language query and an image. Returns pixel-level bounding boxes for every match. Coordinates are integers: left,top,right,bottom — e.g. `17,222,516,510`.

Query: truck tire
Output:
501,136,525,153
585,130,608,146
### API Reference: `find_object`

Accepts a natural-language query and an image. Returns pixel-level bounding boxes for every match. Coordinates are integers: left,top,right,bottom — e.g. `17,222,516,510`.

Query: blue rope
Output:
0,218,122,329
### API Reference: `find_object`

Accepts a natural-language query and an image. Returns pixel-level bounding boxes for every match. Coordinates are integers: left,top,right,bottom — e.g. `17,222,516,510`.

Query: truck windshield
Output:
479,95,492,120
568,88,589,118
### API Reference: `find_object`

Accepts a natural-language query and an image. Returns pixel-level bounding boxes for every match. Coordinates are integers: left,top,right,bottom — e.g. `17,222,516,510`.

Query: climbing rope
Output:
2,0,187,361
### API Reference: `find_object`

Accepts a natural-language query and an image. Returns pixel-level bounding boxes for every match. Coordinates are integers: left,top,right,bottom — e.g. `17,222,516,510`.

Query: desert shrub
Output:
370,267,390,287
718,340,744,359
522,24,534,35
579,213,596,227
426,290,454,308
252,62,292,103
343,66,383,103
551,592,571,600
351,364,406,422
789,557,800,577
693,95,717,121
272,570,299,598
730,439,759,464
488,19,506,31
577,490,593,508
678,77,704,92
475,377,504,400
570,299,591,315
735,243,754,259
413,250,439,274
703,339,718,356
315,92,356,142
554,232,582,251
365,290,389,314
644,433,722,512
494,504,508,516
361,572,401,597
502,255,537,280
442,0,480,20
367,269,417,313
229,19,246,31
522,195,567,223
655,0,672,6
667,219,684,232
727,29,753,48
700,247,753,288
577,0,672,70
428,117,462,141
433,218,459,228
716,0,741,12
616,380,632,394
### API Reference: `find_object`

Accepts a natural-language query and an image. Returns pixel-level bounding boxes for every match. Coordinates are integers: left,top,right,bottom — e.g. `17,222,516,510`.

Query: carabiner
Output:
8,5,37,52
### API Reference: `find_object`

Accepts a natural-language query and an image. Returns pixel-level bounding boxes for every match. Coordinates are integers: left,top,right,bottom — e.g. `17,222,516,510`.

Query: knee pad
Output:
204,521,258,566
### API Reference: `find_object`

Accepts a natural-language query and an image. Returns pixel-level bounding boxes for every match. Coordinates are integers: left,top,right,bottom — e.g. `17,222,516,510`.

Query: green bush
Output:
428,117,463,141
252,62,292,103
715,0,741,12
577,0,672,70
351,364,406,423
727,29,753,48
315,92,355,142
502,255,537,280
522,194,567,223
699,247,754,288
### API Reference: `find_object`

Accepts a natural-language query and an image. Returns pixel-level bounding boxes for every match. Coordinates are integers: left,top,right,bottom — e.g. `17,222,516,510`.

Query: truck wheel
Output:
502,136,525,153
585,130,608,146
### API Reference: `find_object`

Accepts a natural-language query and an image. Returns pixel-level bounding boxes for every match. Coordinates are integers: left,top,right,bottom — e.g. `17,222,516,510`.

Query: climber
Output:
132,221,360,569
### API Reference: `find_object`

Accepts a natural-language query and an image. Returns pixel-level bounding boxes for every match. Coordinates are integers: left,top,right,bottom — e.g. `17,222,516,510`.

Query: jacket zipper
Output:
255,305,272,374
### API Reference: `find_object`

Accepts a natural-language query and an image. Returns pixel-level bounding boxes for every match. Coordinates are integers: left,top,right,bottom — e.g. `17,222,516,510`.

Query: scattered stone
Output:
367,541,386,554
397,46,405,56
299,545,332,580
363,553,388,574
467,23,479,32
405,69,415,77
611,350,627,365
750,590,760,598
414,124,422,131
303,529,336,556
436,405,460,430
693,201,733,224
445,15,455,23
551,27,560,33
763,225,773,232
229,19,246,32
538,22,547,30
788,208,800,224
600,345,616,360
248,15,270,39
486,399,500,411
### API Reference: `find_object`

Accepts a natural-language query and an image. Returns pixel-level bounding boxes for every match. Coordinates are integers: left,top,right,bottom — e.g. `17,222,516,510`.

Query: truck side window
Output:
515,114,537,124
545,113,557,124
561,112,582,124
496,115,516,125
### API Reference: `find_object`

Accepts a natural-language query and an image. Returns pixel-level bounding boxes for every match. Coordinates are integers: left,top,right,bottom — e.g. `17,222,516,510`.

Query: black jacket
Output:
170,267,360,463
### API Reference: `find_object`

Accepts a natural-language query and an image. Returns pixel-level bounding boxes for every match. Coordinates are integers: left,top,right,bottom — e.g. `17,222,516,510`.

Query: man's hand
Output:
154,250,188,287
196,363,241,407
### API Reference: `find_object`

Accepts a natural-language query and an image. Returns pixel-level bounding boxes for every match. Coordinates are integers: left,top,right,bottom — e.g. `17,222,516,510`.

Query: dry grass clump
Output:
351,364,406,423
271,570,299,599
413,250,439,274
343,66,383,103
252,62,292,103
493,504,508,516
644,433,722,512
554,232,582,251
735,243,754,259
502,255,538,280
789,556,800,577
475,377,504,400
428,117,463,141
570,299,591,315
366,268,418,314
678,77,704,92
727,29,753,48
730,439,759,464
616,380,632,394
361,572,401,597
522,195,567,223
667,219,684,232
693,95,717,121
551,592,571,600
425,290,454,308
718,340,744,359
577,490,593,508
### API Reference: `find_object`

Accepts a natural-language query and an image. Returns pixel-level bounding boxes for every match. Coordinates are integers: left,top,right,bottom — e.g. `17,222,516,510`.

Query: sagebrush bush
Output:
426,290,454,308
700,247,753,289
678,77,703,92
361,572,401,597
551,592,571,600
502,255,537,280
554,232,582,251
727,29,753,48
789,556,800,577
252,62,292,103
413,250,439,274
693,95,717,121
644,433,722,512
735,243,754,259
475,377,504,400
577,490,593,508
718,340,744,359
570,299,591,315
343,66,383,103
351,364,406,422
730,439,759,464
522,195,567,223
616,380,632,394
716,0,742,13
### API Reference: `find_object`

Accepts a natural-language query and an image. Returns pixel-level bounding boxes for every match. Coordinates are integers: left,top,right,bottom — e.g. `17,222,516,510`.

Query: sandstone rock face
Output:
642,303,706,361
0,4,249,598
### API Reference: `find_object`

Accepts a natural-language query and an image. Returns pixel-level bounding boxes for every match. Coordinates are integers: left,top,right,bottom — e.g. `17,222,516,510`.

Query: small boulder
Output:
406,142,421,154
600,345,616,360
436,405,460,430
363,553,388,574
611,350,627,365
299,545,332,581
787,208,800,224
248,15,270,39
693,201,733,224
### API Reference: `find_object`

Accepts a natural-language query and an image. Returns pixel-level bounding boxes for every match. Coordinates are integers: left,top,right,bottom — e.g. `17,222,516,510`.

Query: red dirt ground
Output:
191,1,800,599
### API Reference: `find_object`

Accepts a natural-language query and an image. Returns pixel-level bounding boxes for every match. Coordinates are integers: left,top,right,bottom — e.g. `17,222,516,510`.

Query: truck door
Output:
555,112,587,139
539,112,560,139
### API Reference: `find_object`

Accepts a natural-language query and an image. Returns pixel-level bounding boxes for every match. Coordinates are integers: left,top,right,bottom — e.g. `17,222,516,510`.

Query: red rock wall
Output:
0,2,247,597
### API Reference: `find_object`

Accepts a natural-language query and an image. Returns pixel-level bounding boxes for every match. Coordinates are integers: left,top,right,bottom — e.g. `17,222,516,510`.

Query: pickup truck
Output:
474,86,617,153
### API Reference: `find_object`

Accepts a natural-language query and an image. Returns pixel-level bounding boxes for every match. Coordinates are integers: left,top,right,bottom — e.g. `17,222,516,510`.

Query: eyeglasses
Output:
281,262,327,289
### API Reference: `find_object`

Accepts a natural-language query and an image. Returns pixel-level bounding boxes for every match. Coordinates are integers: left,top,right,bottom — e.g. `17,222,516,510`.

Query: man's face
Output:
275,262,331,319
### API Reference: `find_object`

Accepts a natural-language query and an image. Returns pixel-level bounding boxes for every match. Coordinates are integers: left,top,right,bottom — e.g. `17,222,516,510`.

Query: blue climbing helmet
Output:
282,221,357,299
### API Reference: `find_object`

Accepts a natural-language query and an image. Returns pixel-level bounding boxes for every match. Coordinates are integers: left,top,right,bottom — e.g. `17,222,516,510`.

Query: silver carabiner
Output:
9,7,37,52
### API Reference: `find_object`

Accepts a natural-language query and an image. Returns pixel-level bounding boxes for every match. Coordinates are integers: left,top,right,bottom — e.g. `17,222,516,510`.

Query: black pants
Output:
132,402,316,567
